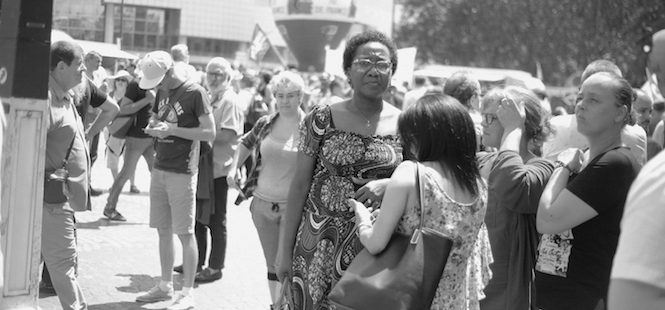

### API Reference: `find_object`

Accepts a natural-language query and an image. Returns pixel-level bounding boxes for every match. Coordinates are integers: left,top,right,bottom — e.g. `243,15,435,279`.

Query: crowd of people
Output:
41,27,665,310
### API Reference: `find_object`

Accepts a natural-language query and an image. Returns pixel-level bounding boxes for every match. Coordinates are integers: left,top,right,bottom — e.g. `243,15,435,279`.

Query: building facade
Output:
52,0,394,69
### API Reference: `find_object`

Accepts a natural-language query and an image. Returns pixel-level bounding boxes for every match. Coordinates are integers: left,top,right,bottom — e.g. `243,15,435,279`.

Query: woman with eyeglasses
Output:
534,72,640,310
226,71,306,309
477,86,555,310
105,71,139,196
104,67,156,221
276,30,403,309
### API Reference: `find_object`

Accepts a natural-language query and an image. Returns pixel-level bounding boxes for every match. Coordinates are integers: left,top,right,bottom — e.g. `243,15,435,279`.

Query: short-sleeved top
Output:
73,77,107,127
611,151,665,289
211,89,244,178
124,80,151,138
46,75,90,212
542,115,647,166
298,104,403,219
152,82,212,174
535,147,639,310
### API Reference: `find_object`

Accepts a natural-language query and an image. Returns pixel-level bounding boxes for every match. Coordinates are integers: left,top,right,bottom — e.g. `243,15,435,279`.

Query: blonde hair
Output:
270,71,305,93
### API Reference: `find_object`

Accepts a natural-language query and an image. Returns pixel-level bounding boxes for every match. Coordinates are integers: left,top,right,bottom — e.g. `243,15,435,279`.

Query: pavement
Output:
38,140,273,310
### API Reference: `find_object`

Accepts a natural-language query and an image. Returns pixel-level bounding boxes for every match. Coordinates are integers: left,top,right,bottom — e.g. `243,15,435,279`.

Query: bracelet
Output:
554,160,565,169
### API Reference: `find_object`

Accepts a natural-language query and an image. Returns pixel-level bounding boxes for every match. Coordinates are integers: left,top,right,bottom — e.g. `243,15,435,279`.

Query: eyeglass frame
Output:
352,59,393,73
482,113,499,125
206,71,227,80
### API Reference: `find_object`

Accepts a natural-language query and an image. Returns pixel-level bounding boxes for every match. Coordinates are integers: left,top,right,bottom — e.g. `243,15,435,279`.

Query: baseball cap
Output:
139,51,173,89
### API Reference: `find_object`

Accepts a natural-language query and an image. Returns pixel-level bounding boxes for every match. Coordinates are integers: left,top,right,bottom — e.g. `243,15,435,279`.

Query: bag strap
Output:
158,81,192,122
60,106,80,169
411,161,425,244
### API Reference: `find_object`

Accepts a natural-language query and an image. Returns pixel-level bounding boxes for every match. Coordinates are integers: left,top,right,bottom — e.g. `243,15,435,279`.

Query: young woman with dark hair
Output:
350,94,490,309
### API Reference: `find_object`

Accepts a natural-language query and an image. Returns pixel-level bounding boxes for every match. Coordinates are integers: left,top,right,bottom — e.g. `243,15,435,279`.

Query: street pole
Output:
119,0,124,49
0,0,52,307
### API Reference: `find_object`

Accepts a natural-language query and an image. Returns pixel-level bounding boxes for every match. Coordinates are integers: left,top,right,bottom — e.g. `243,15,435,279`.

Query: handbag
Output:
274,277,294,310
109,113,136,139
328,162,454,310
43,134,76,204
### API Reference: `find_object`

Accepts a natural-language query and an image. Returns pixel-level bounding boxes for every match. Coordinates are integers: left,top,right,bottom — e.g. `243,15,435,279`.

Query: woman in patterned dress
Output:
276,30,403,309
350,94,490,309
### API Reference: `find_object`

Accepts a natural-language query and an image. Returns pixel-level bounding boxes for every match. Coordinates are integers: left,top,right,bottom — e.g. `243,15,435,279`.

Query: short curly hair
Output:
443,71,481,109
481,86,553,145
343,30,398,74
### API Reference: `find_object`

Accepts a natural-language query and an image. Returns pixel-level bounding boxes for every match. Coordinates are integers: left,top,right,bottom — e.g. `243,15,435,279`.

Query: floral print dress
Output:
292,104,403,310
395,166,491,310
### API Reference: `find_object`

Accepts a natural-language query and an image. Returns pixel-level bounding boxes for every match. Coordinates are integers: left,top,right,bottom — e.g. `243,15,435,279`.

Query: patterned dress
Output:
395,166,491,310
292,104,403,310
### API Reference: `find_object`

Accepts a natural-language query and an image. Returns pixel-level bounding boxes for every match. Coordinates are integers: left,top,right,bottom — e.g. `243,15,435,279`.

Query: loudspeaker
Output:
0,0,53,99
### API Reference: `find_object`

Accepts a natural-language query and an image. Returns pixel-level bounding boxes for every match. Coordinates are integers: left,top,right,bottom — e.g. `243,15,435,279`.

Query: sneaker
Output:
103,208,127,221
166,293,195,310
136,285,173,302
130,185,141,194
194,268,222,283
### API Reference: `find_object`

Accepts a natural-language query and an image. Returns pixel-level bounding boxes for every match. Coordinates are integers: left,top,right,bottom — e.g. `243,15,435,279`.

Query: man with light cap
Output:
188,57,243,283
609,28,665,310
135,50,216,310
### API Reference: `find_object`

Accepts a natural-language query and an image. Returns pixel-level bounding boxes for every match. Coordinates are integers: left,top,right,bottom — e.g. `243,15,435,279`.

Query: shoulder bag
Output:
108,112,137,139
328,162,454,310
43,133,76,204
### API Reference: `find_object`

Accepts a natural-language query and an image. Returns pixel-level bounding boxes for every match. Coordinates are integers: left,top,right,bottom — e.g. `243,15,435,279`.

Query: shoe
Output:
194,268,222,283
173,265,203,274
39,281,55,294
136,285,173,302
90,187,103,196
167,293,195,310
130,185,141,194
103,208,127,221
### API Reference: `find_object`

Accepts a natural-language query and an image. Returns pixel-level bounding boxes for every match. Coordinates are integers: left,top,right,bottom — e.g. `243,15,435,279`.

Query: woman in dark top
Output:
478,86,554,310
535,72,640,310
104,77,156,221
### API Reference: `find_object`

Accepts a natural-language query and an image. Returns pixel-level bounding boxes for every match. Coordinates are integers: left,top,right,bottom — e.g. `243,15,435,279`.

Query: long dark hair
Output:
398,94,480,196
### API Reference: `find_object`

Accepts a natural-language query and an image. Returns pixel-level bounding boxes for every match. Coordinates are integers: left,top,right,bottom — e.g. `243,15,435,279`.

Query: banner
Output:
249,24,271,62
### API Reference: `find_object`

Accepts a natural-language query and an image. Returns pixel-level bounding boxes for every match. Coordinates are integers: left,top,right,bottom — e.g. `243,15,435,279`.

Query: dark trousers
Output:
89,133,100,165
195,177,228,270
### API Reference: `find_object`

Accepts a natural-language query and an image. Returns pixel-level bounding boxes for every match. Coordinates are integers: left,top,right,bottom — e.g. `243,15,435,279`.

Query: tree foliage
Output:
395,0,665,86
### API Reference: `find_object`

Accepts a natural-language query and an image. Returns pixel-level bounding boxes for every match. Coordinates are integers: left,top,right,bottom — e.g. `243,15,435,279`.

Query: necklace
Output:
351,101,379,128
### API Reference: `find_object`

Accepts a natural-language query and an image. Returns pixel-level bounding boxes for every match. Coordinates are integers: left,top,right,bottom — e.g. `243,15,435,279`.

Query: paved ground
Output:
38,140,273,310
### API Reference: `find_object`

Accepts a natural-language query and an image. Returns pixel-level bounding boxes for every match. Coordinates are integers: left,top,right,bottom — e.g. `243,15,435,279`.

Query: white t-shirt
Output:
610,151,665,289
543,115,647,166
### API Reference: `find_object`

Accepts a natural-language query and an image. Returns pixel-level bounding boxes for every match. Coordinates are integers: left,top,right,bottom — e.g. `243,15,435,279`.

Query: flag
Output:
249,24,271,62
